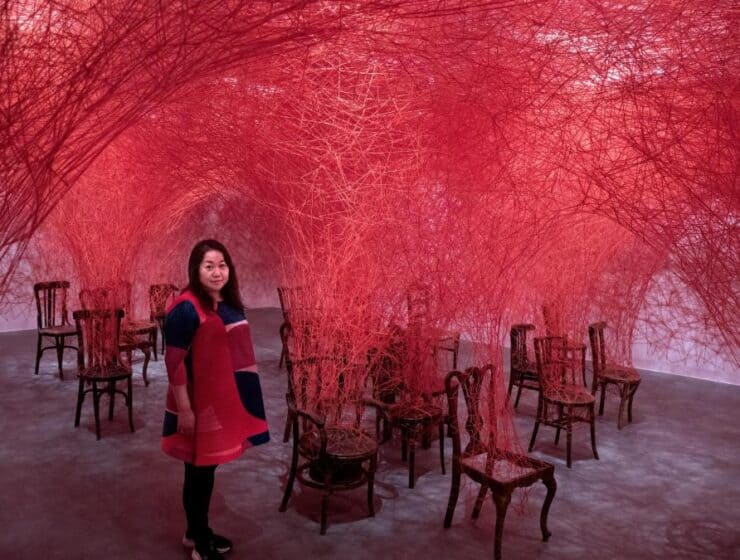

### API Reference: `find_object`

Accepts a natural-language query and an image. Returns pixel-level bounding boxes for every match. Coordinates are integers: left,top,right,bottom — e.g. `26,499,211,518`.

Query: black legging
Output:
183,462,218,544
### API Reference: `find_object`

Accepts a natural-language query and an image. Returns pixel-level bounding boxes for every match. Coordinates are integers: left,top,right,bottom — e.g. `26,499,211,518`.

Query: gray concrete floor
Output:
1,308,739,559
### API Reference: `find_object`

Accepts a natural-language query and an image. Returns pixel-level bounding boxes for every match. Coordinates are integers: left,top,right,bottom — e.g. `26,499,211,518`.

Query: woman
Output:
162,239,270,560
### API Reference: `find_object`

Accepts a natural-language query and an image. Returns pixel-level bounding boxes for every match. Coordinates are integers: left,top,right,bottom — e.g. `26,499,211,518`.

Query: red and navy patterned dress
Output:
161,290,269,466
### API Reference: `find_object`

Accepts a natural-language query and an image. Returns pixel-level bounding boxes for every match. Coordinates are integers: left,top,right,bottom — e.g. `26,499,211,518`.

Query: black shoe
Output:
183,531,233,554
191,541,225,560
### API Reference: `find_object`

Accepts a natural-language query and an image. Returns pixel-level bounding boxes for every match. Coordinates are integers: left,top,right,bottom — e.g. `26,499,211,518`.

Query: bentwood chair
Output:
507,324,539,408
279,355,385,534
33,281,79,379
444,366,557,560
149,283,178,355
73,309,134,440
368,329,447,489
529,336,599,468
588,322,641,429
80,285,153,385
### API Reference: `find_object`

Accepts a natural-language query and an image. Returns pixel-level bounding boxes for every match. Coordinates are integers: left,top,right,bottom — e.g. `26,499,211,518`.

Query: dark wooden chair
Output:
588,322,641,429
279,355,385,535
80,285,153,385
507,323,538,408
367,331,447,489
444,365,557,560
73,309,134,440
529,336,598,468
33,281,78,379
149,283,178,355
542,305,587,386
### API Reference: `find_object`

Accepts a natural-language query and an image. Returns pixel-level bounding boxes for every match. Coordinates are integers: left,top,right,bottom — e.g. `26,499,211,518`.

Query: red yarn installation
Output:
1,1,738,475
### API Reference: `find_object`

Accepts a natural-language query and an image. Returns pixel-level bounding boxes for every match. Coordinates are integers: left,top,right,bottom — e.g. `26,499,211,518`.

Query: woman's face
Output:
199,249,229,298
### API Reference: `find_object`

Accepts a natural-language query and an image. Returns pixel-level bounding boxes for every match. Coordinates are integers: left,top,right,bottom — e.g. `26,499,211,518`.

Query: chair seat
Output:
388,401,444,424
39,325,77,337
299,427,378,461
543,384,595,405
513,367,538,381
462,452,548,484
601,365,640,383
79,364,131,380
124,320,157,334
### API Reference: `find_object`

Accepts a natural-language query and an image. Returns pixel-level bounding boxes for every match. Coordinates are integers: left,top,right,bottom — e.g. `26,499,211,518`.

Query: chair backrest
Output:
588,321,608,381
34,281,72,329
366,325,407,402
445,365,495,459
73,309,124,371
533,336,568,391
286,355,366,425
510,323,535,372
149,284,178,318
277,286,305,322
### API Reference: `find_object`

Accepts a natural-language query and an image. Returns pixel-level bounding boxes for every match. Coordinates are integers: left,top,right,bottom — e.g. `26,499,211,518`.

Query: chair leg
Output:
617,384,628,430
34,333,43,376
279,422,300,512
491,489,513,560
152,330,158,361
127,376,135,432
590,406,599,460
108,381,115,420
540,475,557,541
320,470,333,535
599,383,606,415
514,383,524,408
283,410,293,443
55,336,64,379
142,350,151,387
566,420,573,469
92,382,102,440
279,345,285,369
472,485,488,519
438,422,446,475
507,373,514,396
528,420,540,452
74,379,85,426
408,436,417,489
367,453,377,517
443,464,461,528
627,382,639,423
554,404,563,445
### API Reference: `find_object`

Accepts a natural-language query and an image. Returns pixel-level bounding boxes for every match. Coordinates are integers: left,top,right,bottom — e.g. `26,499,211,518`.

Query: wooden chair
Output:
588,322,641,429
148,283,178,355
529,336,599,468
72,309,134,440
507,324,538,408
542,305,587,386
444,366,557,560
33,281,78,379
80,285,153,386
279,355,385,535
368,331,447,489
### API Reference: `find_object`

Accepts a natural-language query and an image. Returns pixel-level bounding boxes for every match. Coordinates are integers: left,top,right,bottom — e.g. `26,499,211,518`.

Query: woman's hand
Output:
178,409,195,436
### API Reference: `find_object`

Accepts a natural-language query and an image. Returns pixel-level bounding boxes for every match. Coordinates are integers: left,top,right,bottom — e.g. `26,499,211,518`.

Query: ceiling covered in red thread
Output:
1,1,737,375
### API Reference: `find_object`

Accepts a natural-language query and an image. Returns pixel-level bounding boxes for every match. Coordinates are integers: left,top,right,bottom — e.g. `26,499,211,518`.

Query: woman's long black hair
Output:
186,239,245,312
